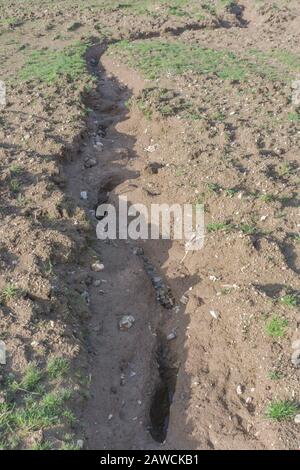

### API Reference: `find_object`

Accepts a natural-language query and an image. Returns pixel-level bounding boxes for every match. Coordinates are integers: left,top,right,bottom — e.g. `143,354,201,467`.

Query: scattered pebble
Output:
93,280,101,287
180,294,189,305
236,384,244,395
81,291,90,305
119,315,135,331
144,144,157,153
209,309,220,319
108,414,113,421
80,191,88,200
84,157,97,168
132,247,144,256
76,439,84,449
294,414,300,424
291,349,300,367
142,256,174,309
91,262,104,272
167,331,177,341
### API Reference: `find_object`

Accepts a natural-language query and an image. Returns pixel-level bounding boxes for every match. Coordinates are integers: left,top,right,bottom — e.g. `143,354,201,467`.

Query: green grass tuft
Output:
265,315,288,338
20,364,43,392
280,294,298,307
47,357,70,380
207,222,233,232
0,283,19,304
20,42,89,84
266,400,298,421
111,39,300,83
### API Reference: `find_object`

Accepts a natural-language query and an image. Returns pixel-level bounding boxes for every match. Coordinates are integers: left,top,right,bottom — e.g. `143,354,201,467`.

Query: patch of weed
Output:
266,400,298,421
9,179,21,193
20,42,89,84
47,357,70,380
207,222,233,232
0,283,19,304
111,40,250,81
280,294,298,307
265,315,288,338
268,370,283,381
9,164,23,175
20,364,43,392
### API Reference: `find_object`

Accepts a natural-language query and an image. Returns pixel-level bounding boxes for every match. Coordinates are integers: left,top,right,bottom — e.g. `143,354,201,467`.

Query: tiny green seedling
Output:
9,164,23,175
265,315,288,338
280,294,298,307
9,179,21,193
239,224,257,235
0,284,19,304
207,222,233,232
260,193,275,203
207,182,222,193
268,370,283,381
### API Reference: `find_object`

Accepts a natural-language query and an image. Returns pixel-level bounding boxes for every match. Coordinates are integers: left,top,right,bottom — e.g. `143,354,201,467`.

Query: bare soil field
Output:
0,0,299,450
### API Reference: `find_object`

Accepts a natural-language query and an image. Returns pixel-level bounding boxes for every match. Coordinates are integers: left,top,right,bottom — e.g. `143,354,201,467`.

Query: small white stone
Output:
119,315,135,331
209,310,220,319
167,331,177,341
108,414,113,421
80,191,88,200
291,349,300,367
294,414,300,424
236,385,244,395
76,439,84,449
91,262,104,272
180,294,189,305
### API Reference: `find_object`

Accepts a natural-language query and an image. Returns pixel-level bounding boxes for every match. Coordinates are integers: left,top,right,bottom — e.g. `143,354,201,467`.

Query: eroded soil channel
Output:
64,42,181,449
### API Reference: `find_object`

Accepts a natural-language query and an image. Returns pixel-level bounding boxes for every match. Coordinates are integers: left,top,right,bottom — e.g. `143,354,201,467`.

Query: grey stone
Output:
291,349,300,367
119,315,135,331
84,158,97,168
294,414,300,424
292,339,300,350
91,262,104,272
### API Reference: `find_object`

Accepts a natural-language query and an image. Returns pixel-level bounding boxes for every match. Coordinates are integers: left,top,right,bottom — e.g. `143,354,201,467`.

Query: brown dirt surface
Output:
0,0,299,450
